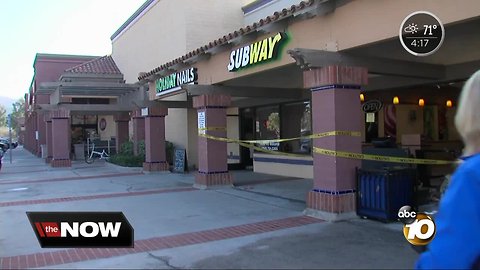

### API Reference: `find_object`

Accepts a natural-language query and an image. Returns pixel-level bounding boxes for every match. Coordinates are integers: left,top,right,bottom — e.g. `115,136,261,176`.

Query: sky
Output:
0,0,146,100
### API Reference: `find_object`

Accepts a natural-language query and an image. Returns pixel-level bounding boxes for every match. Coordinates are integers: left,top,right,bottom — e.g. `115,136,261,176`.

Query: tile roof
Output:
65,55,122,75
138,0,315,81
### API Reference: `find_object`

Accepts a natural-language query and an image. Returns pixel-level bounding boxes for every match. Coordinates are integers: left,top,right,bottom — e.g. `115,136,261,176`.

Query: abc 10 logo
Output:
398,205,436,246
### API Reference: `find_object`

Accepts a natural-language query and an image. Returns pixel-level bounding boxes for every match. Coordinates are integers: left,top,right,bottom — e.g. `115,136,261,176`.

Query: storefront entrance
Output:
239,108,254,168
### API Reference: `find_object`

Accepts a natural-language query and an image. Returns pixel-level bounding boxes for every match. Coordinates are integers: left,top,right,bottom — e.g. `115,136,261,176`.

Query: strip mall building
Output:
24,0,480,220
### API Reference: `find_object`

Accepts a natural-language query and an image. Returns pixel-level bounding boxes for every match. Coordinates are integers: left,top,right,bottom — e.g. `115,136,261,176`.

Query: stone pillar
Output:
193,94,232,188
44,113,53,163
31,112,39,156
51,109,71,167
24,115,29,152
303,66,368,221
132,109,145,156
27,115,32,152
143,106,169,171
36,111,46,157
27,113,36,154
114,113,130,154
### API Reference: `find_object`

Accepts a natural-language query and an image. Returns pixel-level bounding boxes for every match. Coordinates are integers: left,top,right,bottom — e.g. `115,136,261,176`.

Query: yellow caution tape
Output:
198,133,308,157
198,129,361,144
198,129,456,165
313,147,457,165
198,127,227,131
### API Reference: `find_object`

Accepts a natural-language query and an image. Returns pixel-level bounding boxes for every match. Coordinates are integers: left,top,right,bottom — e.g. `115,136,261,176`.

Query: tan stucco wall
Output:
446,107,461,141
195,0,480,85
112,0,246,84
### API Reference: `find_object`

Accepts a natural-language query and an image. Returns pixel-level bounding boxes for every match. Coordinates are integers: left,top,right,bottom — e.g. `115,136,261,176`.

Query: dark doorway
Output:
240,108,255,168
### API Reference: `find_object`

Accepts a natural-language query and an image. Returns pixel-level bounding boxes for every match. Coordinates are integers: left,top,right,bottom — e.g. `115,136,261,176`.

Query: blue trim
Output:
198,170,229,175
254,156,313,165
312,189,356,195
228,155,240,160
111,0,156,40
311,84,362,92
242,0,276,14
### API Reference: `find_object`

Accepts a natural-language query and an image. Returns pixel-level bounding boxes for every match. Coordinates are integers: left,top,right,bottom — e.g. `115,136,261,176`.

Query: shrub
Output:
109,140,174,167
138,140,146,157
119,141,134,155
166,141,174,165
108,140,144,167
108,154,144,167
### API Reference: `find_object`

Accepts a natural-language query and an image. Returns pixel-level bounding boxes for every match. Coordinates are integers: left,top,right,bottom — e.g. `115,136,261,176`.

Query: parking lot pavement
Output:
0,147,418,269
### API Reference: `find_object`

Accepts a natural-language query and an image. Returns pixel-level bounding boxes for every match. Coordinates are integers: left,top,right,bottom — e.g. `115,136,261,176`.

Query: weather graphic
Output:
404,23,419,34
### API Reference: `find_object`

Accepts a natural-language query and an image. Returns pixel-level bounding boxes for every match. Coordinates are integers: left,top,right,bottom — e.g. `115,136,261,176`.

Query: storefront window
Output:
255,105,280,151
281,101,311,154
252,101,312,154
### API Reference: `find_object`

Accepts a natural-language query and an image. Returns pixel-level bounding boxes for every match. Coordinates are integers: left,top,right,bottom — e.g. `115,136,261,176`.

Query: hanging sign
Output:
227,32,287,72
197,111,206,135
155,68,197,96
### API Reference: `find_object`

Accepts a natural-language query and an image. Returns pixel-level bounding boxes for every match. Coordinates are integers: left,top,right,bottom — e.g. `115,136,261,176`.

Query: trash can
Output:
356,167,415,222
74,143,85,160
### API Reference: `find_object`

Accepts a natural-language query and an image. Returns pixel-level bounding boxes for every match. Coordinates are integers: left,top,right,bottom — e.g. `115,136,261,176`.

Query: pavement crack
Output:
214,188,305,211
147,253,182,269
108,179,134,192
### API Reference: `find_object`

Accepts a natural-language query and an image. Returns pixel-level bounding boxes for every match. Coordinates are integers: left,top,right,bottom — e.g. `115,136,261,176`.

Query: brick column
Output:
27,115,32,152
51,109,71,167
132,109,145,156
36,111,46,157
114,113,130,154
44,112,53,163
193,94,232,189
303,66,368,221
142,106,168,171
31,112,39,156
24,115,30,152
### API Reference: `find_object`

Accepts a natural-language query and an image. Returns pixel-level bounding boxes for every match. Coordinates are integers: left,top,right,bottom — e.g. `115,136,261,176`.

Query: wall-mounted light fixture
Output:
360,93,365,102
393,96,400,105
418,98,425,107
446,100,453,108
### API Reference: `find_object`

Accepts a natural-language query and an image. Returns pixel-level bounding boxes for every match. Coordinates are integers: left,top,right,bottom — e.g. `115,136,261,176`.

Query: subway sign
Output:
227,32,287,72
156,68,197,96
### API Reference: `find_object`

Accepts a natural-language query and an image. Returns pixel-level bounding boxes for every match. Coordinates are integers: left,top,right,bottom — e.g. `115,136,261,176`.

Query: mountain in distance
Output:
0,96,17,114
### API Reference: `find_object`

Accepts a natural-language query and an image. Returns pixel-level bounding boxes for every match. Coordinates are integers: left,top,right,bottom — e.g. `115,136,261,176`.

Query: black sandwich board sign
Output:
173,149,187,173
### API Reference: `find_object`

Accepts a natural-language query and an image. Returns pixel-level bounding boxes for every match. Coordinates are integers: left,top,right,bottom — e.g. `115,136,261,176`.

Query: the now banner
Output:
27,212,134,248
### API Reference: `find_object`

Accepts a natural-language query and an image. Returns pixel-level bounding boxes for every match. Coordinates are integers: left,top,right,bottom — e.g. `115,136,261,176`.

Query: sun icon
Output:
404,23,418,34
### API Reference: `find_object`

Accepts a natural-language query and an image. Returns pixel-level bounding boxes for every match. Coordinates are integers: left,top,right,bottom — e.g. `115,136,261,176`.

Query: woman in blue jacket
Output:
416,71,480,269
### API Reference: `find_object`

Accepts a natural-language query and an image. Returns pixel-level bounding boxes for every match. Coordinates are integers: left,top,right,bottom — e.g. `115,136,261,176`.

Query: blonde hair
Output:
455,70,480,156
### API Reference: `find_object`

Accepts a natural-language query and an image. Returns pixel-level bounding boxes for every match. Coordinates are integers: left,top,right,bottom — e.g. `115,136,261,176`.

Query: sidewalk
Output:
0,146,418,269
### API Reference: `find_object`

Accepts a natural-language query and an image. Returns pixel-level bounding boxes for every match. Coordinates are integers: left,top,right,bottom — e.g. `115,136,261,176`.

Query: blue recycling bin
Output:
356,167,415,222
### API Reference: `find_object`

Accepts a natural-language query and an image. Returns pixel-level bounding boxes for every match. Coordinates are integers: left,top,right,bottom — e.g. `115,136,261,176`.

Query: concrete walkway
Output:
0,146,418,269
